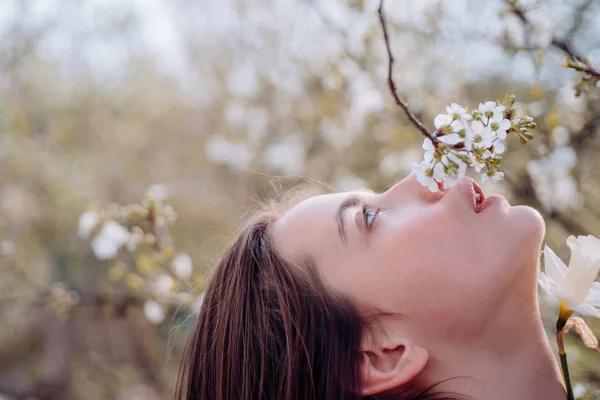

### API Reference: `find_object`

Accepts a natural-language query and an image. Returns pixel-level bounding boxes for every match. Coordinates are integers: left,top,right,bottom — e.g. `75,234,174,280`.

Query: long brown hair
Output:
176,204,465,400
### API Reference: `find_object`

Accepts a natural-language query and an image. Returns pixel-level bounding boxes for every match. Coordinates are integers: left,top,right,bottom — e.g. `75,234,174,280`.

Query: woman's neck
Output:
415,295,566,400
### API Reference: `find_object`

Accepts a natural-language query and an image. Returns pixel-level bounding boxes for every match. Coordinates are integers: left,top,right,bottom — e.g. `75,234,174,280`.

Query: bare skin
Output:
272,174,565,400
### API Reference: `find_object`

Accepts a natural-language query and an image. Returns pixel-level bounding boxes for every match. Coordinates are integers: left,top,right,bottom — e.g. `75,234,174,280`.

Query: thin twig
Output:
377,0,438,143
508,0,600,78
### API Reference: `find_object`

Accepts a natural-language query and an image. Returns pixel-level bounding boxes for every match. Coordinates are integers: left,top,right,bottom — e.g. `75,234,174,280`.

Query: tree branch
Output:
508,0,600,78
377,0,438,143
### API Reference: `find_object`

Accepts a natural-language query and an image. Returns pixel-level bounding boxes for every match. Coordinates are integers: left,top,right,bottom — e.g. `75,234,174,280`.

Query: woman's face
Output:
272,174,545,341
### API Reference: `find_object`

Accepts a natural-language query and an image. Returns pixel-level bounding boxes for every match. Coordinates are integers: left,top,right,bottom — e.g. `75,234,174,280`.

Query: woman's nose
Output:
382,173,444,204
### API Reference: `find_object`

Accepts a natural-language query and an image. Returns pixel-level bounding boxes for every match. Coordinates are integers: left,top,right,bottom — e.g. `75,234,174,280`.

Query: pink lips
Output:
471,180,485,213
459,177,487,213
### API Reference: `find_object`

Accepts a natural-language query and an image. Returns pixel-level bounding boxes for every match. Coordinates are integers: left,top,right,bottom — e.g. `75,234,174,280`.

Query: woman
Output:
177,173,566,400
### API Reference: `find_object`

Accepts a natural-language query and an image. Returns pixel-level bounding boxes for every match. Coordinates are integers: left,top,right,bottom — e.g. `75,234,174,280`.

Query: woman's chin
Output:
510,205,546,245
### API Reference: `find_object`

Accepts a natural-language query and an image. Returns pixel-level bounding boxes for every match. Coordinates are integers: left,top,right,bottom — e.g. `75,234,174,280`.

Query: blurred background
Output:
0,0,599,399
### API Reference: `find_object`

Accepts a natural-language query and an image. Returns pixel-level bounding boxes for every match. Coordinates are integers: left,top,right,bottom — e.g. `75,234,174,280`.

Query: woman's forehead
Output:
271,192,349,258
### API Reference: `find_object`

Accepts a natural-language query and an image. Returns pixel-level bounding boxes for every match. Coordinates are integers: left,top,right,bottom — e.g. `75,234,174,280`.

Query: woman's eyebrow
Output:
335,194,363,244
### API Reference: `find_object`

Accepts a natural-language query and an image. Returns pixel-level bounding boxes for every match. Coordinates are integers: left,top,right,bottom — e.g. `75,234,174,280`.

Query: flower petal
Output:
434,114,452,129
471,120,484,134
586,284,600,307
427,180,439,192
493,142,505,154
573,302,600,318
422,138,434,151
438,134,463,145
544,244,568,282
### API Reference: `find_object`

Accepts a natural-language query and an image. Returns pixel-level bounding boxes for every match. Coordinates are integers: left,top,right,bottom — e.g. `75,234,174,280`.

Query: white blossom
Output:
492,140,505,155
437,133,463,145
482,170,504,184
572,383,587,399
434,114,453,129
146,184,169,202
126,233,142,253
538,237,600,317
412,161,441,192
446,103,472,121
90,221,130,260
526,147,580,212
143,300,166,325
478,101,505,125
413,98,533,192
172,253,193,280
528,14,554,48
490,118,511,140
422,138,435,162
78,211,100,239
552,125,570,146
155,274,174,296
441,153,467,189
472,125,496,149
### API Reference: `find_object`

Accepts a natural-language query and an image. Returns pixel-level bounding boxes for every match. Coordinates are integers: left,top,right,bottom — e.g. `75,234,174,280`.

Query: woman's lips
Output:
471,180,486,213
461,177,485,213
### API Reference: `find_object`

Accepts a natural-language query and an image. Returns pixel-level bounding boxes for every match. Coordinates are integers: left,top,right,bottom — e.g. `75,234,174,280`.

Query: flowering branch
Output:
507,0,600,95
378,0,536,191
377,0,437,143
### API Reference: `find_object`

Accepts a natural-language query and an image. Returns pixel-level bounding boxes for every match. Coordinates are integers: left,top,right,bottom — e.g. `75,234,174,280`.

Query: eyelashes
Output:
361,202,380,230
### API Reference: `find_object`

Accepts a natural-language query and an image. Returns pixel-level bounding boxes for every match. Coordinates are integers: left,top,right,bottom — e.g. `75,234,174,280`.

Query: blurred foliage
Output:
0,0,599,398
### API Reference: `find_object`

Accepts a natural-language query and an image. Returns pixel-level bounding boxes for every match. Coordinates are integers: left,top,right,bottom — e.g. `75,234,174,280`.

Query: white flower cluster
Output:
412,97,535,192
77,184,202,326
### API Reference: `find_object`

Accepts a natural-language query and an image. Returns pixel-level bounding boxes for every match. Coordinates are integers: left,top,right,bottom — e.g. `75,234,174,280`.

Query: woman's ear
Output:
359,340,429,396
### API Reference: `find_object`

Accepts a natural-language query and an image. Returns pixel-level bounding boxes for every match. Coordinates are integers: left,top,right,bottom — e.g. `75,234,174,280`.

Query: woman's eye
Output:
364,210,379,229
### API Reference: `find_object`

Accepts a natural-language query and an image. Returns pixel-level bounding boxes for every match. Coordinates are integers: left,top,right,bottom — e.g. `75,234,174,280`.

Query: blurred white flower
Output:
172,253,193,280
527,147,580,212
528,14,553,48
78,211,100,239
90,221,130,260
205,134,253,170
0,240,15,257
146,184,169,202
177,292,192,305
527,101,544,118
143,300,166,325
126,233,142,253
263,135,306,175
552,126,570,146
538,237,600,318
572,382,587,399
503,14,526,48
155,274,174,296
